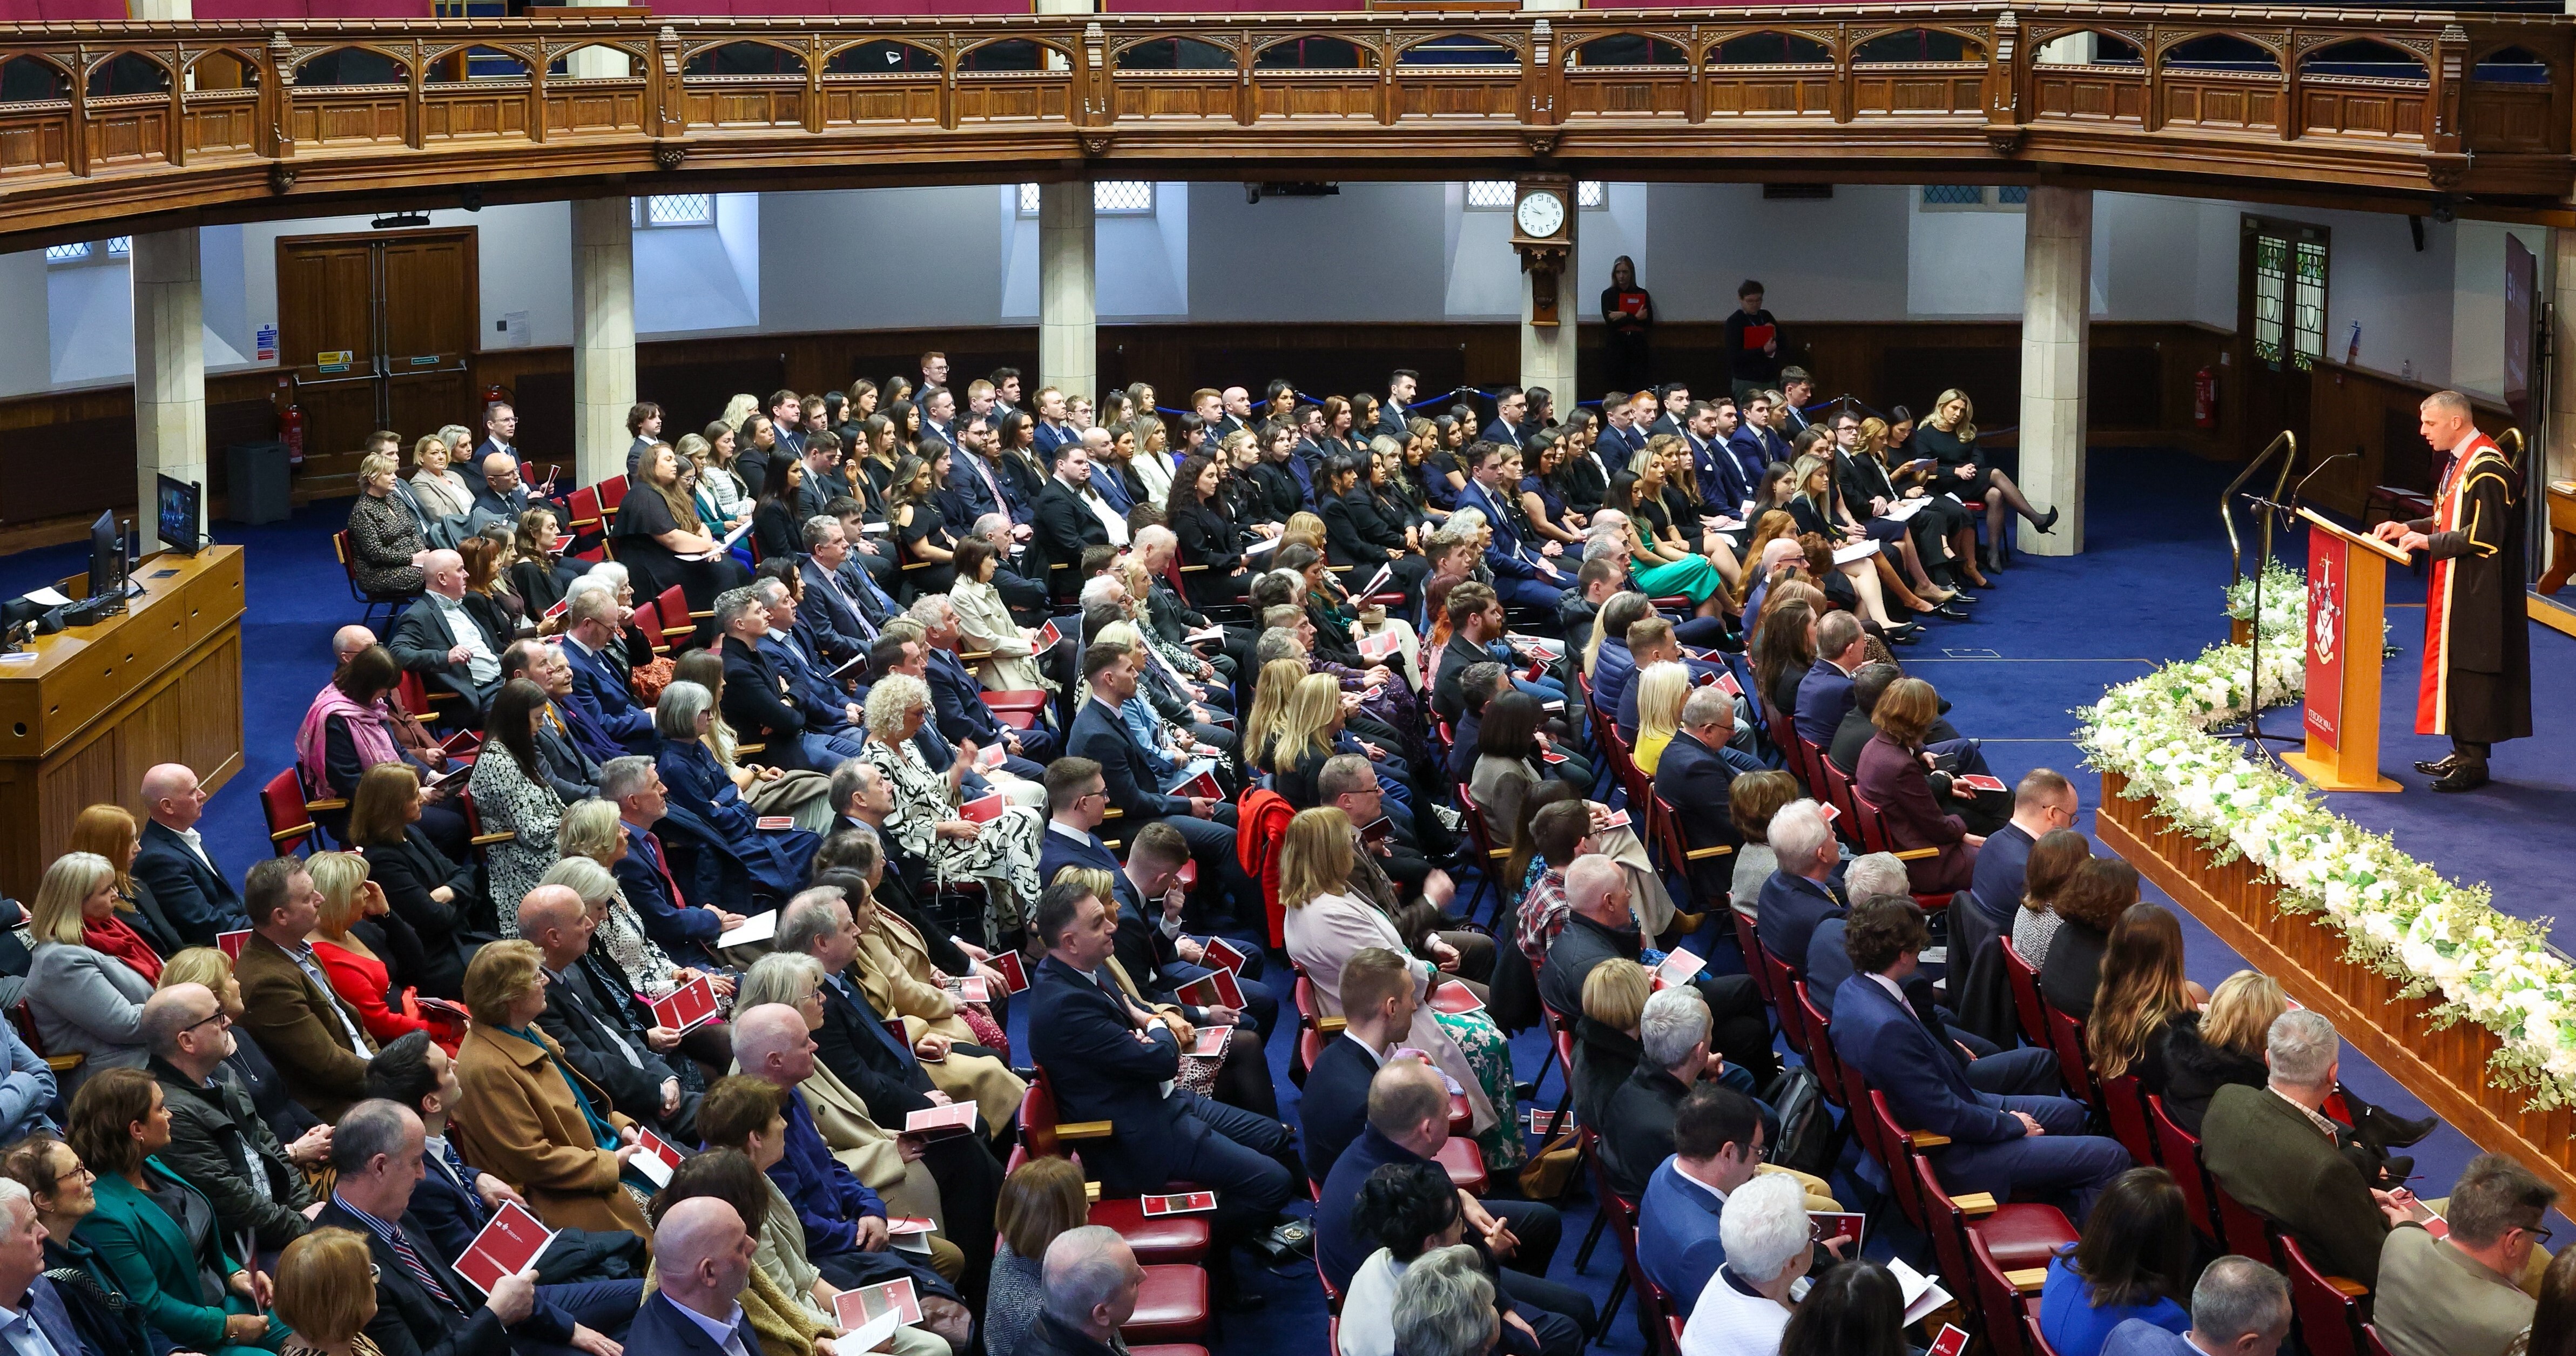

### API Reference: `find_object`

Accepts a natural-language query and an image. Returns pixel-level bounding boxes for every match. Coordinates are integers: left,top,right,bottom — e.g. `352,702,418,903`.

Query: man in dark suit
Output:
625,1197,758,1356
799,521,889,653
134,763,248,945
1756,801,1844,971
1031,442,1118,591
1651,686,1747,907
2102,1259,2291,1356
1296,946,1419,1186
389,550,507,713
1315,1060,1590,1340
733,581,868,770
603,757,744,967
1727,392,1779,475
1066,644,1251,918
1636,1084,1771,1316
1644,383,1688,440
912,595,1056,773
1793,611,1868,748
1442,661,1512,789
1539,859,1779,1085
1831,898,2126,1222
1456,443,1566,611
2201,1010,2408,1288
1480,387,1529,449
1024,880,1292,1302
497,642,609,798
1968,769,2080,934
558,591,657,754
520,887,697,1141
0,1190,87,1356
321,1099,638,1356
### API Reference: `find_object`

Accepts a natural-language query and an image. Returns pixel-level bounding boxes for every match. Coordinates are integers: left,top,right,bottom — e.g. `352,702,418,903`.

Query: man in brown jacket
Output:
2200,1009,2409,1288
233,857,379,1119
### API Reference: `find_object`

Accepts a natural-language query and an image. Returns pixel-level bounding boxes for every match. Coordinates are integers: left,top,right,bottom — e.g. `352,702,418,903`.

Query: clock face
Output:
1515,190,1566,239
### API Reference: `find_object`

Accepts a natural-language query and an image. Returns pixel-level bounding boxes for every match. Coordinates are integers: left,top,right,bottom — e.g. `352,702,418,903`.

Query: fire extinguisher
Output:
481,382,511,411
279,401,306,466
2193,367,2218,430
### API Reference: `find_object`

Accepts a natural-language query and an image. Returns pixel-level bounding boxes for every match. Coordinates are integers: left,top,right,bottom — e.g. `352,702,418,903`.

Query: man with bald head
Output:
630,1196,758,1354
1015,1227,1145,1356
520,886,697,1141
467,447,537,528
389,547,507,710
132,761,249,943
1543,853,1779,1088
145,981,319,1254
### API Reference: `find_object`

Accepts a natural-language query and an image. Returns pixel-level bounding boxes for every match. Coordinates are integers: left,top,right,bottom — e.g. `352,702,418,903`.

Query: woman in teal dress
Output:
1607,450,1729,619
70,1068,287,1354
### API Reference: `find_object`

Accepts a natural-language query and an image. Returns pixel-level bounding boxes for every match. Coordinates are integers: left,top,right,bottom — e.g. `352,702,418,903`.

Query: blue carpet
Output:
9,448,2568,1355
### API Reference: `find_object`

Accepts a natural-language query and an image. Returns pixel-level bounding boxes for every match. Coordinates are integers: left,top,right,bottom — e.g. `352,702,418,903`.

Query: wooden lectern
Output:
2281,508,2407,793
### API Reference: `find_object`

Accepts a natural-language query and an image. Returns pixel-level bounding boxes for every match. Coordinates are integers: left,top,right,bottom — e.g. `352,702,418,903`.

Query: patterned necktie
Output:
388,1223,462,1313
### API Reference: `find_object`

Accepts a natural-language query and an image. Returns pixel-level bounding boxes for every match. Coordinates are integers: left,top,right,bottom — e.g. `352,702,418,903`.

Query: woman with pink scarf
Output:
294,642,468,858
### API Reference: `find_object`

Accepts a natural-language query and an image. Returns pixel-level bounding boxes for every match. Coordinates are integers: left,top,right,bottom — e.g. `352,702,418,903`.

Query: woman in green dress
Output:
1606,448,1729,620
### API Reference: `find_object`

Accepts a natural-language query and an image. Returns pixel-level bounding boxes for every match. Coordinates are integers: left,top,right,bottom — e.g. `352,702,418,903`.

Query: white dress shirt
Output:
672,1298,757,1356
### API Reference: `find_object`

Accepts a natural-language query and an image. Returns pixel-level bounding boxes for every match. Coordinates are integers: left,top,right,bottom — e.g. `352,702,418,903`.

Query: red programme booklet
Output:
903,1103,980,1140
1176,970,1246,1010
834,1277,922,1330
989,950,1030,994
216,930,249,962
631,1127,684,1187
453,1202,554,1296
1142,1191,1217,1216
959,793,1007,825
650,976,719,1033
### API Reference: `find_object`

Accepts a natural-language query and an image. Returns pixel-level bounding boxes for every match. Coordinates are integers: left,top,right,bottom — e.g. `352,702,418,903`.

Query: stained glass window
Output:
2291,240,2327,370
2253,233,2288,366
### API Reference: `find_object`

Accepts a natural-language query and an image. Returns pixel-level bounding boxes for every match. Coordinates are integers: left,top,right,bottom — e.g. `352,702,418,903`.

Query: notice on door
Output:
316,349,353,374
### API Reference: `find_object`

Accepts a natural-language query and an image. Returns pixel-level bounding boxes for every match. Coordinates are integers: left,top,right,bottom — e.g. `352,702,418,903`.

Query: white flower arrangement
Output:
2082,570,2576,1108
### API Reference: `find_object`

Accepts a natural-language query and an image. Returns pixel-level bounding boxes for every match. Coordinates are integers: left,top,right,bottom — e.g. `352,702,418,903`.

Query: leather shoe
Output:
1884,627,1924,646
2432,762,2490,793
1946,591,1978,605
2034,505,2061,534
2412,754,2459,775
1925,605,1971,622
2360,1107,2438,1150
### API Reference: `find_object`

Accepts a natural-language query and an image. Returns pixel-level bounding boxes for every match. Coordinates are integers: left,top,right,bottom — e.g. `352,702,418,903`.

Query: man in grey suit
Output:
2100,1254,2289,1356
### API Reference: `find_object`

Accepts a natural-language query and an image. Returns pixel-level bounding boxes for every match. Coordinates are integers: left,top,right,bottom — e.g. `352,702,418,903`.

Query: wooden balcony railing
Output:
0,3,2565,245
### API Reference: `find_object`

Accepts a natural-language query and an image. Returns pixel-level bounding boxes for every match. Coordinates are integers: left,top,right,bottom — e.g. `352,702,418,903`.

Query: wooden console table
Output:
2540,478,2575,595
0,546,244,900
2098,768,2576,1206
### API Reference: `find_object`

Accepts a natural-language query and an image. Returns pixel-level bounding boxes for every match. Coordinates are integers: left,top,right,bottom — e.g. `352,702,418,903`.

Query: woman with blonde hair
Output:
1263,673,1347,805
450,941,651,1239
1574,959,1652,1129
345,450,428,596
1278,809,1510,1170
1243,658,1311,770
2141,969,2429,1162
28,851,156,1091
407,433,474,524
1787,450,1947,618
858,673,1044,941
1917,388,2056,574
1630,660,1691,774
68,803,185,957
273,1226,382,1356
304,851,448,1051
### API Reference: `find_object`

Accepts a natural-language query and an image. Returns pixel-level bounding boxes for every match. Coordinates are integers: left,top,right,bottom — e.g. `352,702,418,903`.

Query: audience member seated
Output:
302,851,446,1055
449,940,651,1242
1024,880,1292,1305
139,980,318,1263
2012,827,2093,968
556,589,658,755
1777,1260,1911,1356
602,755,750,968
1010,1227,1157,1356
1281,811,1513,1170
1337,1164,1498,1356
1720,771,1800,923
66,1068,288,1353
1675,1172,1812,1356
295,642,469,857
1831,895,2128,1220
1603,988,1839,1210
344,764,484,993
469,678,574,916
672,645,839,834
1442,661,1513,790
542,820,735,1060
133,763,251,946
2200,1010,2405,1288
2039,858,2144,1021
654,679,821,901
517,885,699,1143
1571,959,1652,1135
861,673,1047,943
2085,902,2208,1075
626,1196,762,1356
2040,1168,2194,1356
1967,769,2080,955
1654,684,1751,901
1793,611,1871,748
1852,677,1980,894
1629,662,1689,774
1391,1245,1504,1356
1300,947,1453,1186
389,550,509,714
233,858,381,1121
1756,801,1846,971
28,851,159,1097
2098,1254,2289,1356
320,1097,640,1356
1317,1060,1592,1340
985,1158,1102,1356
1541,856,1778,1087
1642,1084,1805,1316
348,449,432,598
2377,1153,2559,1356
67,803,187,964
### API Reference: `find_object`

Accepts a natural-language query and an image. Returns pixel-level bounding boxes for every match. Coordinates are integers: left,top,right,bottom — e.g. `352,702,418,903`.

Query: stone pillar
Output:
132,228,204,554
571,197,636,488
2017,185,2089,557
1039,181,1097,404
1520,218,1577,407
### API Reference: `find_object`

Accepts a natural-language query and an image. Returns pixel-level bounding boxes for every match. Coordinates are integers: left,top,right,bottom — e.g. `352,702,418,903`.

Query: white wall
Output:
0,179,2510,404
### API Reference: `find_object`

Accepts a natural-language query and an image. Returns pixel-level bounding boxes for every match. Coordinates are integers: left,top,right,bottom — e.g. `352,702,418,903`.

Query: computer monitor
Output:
86,510,124,603
157,474,203,556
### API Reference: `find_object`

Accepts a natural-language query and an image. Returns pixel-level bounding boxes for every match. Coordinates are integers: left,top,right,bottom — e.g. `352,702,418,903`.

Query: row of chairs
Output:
1009,1069,1212,1355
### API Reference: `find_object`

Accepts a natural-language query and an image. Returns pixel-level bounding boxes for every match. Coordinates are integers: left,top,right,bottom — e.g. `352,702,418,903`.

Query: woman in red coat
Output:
1854,676,1982,893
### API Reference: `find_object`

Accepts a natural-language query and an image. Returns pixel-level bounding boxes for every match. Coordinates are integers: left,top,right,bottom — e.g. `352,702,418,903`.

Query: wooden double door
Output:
275,227,479,460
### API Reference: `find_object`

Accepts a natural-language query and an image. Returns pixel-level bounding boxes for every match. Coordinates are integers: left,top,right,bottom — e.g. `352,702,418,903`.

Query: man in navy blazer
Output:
914,596,1056,774
1651,695,1746,903
1066,644,1253,918
559,592,657,753
799,526,888,649
628,1197,761,1356
1756,802,1845,972
1793,613,1868,747
1456,443,1566,611
605,758,741,967
134,764,249,945
1831,897,2127,1220
1480,388,1529,448
1023,880,1292,1297
1295,945,1418,1186
1969,770,2080,932
1636,1083,1775,1315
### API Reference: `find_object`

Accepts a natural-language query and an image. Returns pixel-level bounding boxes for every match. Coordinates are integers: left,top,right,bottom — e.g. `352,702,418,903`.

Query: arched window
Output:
827,42,939,76
1710,32,1832,65
1397,35,1515,68
957,40,1048,74
1851,29,1982,64
295,48,406,87
1255,37,1366,70
682,43,804,77
2473,45,2550,85
2160,35,2280,74
0,56,70,103
192,50,264,90
1119,38,1233,71
1568,35,1685,68
2298,38,2426,83
87,52,170,98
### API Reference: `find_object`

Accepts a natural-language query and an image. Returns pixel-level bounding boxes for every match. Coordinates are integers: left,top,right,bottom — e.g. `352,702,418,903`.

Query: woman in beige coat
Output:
947,537,1055,694
846,885,1027,1135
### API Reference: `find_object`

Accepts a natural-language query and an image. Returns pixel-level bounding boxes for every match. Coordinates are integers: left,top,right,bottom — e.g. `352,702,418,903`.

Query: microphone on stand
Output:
2287,451,2359,518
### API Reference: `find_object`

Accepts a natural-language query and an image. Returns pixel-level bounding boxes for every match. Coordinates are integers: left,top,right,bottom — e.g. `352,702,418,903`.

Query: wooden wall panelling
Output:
2298,357,2514,521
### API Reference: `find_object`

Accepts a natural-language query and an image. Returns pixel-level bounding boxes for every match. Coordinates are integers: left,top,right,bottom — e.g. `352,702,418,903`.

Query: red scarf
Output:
84,913,163,986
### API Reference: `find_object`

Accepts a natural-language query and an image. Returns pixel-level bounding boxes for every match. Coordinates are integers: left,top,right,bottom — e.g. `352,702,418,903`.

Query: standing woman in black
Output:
1916,388,2058,572
1169,451,1252,604
1601,254,1654,394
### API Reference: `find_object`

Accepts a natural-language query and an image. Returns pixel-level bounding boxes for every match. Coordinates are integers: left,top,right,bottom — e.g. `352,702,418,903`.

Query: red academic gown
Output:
2410,432,2532,745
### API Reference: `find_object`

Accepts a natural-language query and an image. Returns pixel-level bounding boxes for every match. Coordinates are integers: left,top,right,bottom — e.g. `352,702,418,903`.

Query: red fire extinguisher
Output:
2193,367,2218,430
481,382,511,411
279,401,306,466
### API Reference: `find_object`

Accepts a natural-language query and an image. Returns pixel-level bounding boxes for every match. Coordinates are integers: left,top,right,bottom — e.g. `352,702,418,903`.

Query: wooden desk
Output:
2540,478,2575,596
0,546,244,900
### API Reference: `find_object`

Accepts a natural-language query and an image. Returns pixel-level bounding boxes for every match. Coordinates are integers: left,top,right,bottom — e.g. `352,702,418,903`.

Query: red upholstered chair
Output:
1732,910,1770,1004
1999,938,2051,1049
2146,1094,2222,1245
2211,1182,2284,1266
2042,1005,2097,1107
1435,1136,1487,1193
1792,982,1847,1110
2361,1324,2394,1356
2279,1236,2369,1356
1911,1150,2078,1323
1015,1069,1210,1265
2096,1071,2160,1168
2026,1311,2064,1356
1758,943,1808,1057
1967,1231,2043,1356
260,767,336,856
1118,1265,1209,1344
